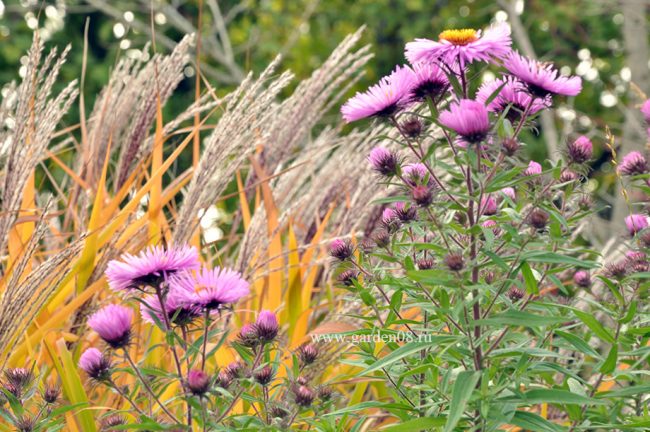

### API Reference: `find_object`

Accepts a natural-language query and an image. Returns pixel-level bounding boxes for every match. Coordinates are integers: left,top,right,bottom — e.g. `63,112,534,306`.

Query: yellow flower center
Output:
439,29,478,46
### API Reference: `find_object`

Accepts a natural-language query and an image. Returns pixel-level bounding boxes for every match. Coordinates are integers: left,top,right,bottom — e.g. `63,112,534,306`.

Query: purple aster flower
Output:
88,304,133,349
140,285,200,327
567,136,593,164
79,348,112,381
341,65,415,123
504,51,582,98
476,77,548,121
405,23,511,67
105,245,200,292
501,187,516,201
402,163,429,185
255,310,279,343
625,250,646,263
524,161,542,176
480,195,498,216
368,147,399,176
625,214,648,236
438,99,490,144
618,151,648,176
174,267,250,310
408,62,449,101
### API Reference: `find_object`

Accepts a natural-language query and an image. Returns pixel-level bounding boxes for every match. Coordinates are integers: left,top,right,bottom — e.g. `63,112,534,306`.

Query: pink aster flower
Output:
88,304,133,349
105,245,200,292
341,65,415,123
403,163,428,185
368,147,400,176
625,214,648,236
140,285,200,327
79,348,111,380
504,51,582,98
476,77,548,120
173,266,250,310
439,99,490,144
408,62,449,101
618,151,648,176
524,161,542,176
567,136,593,164
186,369,210,395
405,23,511,67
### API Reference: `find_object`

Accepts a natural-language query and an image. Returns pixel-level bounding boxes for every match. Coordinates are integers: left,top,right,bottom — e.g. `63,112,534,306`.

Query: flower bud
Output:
368,147,399,176
337,270,359,286
101,415,126,429
79,348,111,381
625,214,648,236
444,253,464,271
15,416,36,432
400,116,423,138
187,370,210,396
573,270,591,288
395,202,418,222
416,258,434,270
480,195,497,216
527,209,549,230
507,287,525,301
382,208,401,232
43,384,60,404
225,361,244,379
412,185,434,207
500,187,516,202
604,261,627,279
567,136,593,164
317,385,334,401
237,324,259,348
618,151,648,176
482,271,495,284
253,366,274,385
372,230,391,248
255,310,279,343
3,368,32,398
501,137,520,156
524,160,542,176
297,344,319,365
269,405,290,419
329,239,353,261
216,370,233,389
559,169,578,183
293,385,315,407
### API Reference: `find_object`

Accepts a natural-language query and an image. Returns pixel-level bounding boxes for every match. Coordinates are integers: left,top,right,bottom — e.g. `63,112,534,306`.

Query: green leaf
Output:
360,338,456,376
511,411,566,432
520,262,539,294
554,330,600,358
599,344,618,374
382,417,447,431
444,371,480,432
508,388,605,405
573,309,615,343
475,310,565,327
522,251,598,268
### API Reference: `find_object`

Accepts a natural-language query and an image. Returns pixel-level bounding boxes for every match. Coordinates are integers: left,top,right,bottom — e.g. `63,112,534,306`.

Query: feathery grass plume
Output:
0,236,84,367
173,56,293,244
0,35,77,259
113,35,194,189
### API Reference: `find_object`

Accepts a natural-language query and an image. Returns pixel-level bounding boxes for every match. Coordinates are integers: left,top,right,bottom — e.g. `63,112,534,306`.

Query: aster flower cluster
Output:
78,244,335,429
334,19,650,432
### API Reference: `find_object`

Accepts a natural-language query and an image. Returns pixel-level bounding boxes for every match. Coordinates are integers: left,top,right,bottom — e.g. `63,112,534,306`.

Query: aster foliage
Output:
335,20,650,431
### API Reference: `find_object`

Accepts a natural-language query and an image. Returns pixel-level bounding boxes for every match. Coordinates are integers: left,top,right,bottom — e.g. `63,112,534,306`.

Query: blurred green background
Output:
0,0,647,199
